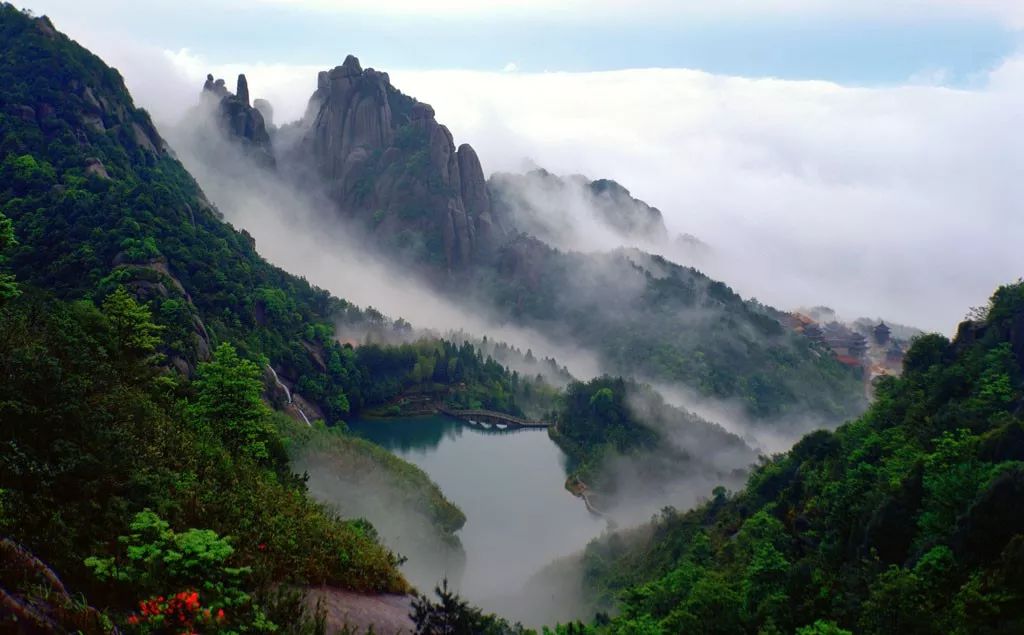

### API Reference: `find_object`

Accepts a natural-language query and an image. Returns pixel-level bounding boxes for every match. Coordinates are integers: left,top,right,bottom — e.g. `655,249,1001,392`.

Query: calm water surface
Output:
349,415,606,602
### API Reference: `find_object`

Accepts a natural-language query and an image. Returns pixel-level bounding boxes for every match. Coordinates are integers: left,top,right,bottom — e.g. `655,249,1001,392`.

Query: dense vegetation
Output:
560,282,1024,634
350,338,529,417
550,377,751,498
0,4,525,425
0,6,516,630
0,289,404,631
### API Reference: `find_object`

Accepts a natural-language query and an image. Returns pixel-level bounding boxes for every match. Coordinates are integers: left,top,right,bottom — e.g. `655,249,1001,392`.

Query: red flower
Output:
216,608,226,622
127,615,139,625
258,542,267,551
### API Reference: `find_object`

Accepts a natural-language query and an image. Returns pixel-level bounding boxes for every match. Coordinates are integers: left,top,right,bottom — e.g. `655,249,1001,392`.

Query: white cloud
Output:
42,31,1024,335
374,64,1024,332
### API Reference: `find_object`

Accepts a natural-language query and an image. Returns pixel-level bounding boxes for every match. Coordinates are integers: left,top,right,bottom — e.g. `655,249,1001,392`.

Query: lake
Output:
348,415,606,612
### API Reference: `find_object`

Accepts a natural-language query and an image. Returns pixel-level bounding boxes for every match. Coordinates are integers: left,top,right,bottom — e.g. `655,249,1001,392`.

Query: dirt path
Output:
306,587,415,634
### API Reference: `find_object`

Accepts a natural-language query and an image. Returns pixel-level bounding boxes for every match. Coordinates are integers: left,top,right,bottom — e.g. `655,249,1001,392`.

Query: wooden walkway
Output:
438,407,551,429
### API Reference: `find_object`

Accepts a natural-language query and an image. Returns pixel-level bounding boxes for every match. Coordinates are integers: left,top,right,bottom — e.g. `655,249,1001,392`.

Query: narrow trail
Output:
306,587,414,634
267,364,312,426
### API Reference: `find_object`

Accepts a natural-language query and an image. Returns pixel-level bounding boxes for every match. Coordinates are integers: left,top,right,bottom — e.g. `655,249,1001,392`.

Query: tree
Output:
85,510,269,632
101,286,163,362
0,211,18,301
190,343,275,461
795,621,853,635
410,579,516,635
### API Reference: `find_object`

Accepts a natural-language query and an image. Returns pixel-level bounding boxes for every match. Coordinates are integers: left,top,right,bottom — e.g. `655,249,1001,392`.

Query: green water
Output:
349,415,605,604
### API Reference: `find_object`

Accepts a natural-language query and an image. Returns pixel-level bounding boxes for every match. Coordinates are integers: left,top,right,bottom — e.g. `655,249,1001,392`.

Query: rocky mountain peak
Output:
294,54,499,271
340,54,363,76
236,73,250,106
191,54,499,271
201,72,274,167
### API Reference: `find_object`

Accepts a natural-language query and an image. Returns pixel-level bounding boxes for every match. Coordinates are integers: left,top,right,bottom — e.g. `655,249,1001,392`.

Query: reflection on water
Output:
349,415,605,612
350,415,520,454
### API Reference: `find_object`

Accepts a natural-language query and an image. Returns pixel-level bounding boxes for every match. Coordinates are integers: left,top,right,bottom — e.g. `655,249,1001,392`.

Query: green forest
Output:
0,5,520,631
560,282,1024,634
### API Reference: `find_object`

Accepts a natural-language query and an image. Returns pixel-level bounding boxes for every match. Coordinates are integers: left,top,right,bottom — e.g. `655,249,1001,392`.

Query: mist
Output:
164,104,604,382
21,2,1024,335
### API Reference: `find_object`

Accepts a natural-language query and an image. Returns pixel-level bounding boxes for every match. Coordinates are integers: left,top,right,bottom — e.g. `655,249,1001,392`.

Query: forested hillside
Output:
560,281,1024,634
0,5,512,630
550,377,754,509
0,5,527,425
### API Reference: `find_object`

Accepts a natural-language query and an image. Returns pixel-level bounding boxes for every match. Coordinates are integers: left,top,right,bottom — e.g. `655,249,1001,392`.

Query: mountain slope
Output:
568,281,1024,634
190,65,866,424
0,6,521,629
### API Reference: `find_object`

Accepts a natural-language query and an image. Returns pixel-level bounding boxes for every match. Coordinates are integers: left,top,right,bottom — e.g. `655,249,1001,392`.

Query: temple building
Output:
874,321,891,346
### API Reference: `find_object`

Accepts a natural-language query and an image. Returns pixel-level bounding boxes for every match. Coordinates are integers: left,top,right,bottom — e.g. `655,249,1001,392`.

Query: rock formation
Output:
253,98,274,127
193,55,499,271
202,73,274,167
488,169,669,249
235,73,250,106
295,55,498,271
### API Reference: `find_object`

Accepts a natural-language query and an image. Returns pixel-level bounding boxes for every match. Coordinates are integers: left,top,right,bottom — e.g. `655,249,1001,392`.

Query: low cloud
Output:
103,45,1024,334
383,64,1024,333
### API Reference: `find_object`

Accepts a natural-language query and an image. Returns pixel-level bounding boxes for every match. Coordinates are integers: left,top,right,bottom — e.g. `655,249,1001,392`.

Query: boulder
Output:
84,157,110,179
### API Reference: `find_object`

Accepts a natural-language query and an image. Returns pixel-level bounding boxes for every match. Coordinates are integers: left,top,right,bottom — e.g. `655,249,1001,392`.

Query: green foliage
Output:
0,209,18,300
85,510,267,630
573,281,1024,634
550,377,749,494
282,417,467,538
0,292,407,612
795,621,852,635
190,342,277,461
101,285,163,361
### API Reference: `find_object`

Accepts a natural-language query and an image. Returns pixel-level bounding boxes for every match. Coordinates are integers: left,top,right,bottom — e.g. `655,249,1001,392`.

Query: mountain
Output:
280,55,500,271
489,168,670,249
0,6,535,630
189,63,866,425
566,281,1024,634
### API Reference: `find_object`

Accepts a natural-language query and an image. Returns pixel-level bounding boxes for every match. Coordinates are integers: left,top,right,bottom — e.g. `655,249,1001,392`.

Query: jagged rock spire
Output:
236,74,249,106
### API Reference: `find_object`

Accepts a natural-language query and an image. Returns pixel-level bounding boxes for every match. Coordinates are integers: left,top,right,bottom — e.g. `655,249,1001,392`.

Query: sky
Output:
20,0,1024,82
17,0,1024,332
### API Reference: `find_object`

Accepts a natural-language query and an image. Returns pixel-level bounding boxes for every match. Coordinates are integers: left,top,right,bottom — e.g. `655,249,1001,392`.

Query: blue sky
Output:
21,0,1023,85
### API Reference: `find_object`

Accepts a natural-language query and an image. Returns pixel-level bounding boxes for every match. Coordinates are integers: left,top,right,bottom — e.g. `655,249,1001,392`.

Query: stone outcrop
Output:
84,157,109,179
588,178,668,240
235,73,250,106
202,73,274,167
489,170,671,246
488,169,669,248
253,98,274,127
193,55,498,270
295,55,498,271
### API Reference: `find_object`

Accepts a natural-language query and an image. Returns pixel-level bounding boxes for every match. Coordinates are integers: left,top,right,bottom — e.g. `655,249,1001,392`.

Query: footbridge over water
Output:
438,407,552,429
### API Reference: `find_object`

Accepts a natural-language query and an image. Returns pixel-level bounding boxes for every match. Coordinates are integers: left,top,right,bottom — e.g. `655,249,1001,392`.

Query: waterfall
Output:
267,364,312,427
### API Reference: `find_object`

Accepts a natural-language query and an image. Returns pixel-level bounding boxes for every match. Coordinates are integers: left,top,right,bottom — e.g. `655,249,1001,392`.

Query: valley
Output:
1,3,1022,635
